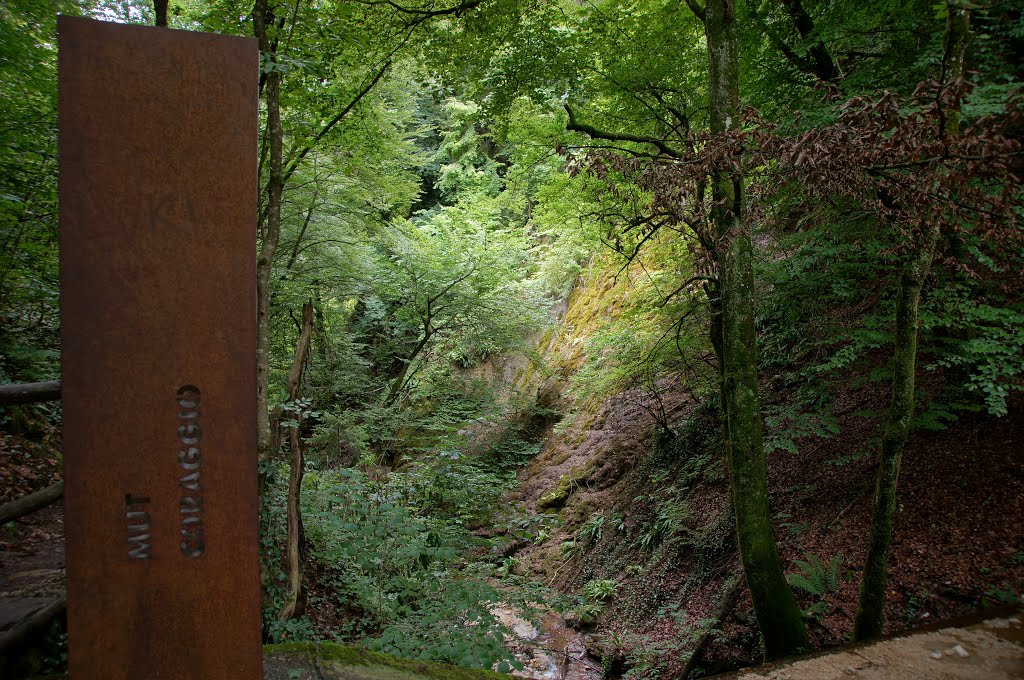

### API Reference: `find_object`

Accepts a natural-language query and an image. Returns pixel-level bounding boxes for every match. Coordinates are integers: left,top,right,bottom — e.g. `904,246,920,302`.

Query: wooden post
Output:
58,16,262,679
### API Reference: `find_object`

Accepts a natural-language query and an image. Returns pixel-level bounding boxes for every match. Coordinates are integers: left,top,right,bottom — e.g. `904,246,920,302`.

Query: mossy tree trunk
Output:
852,251,929,640
699,0,809,659
254,0,285,463
853,2,970,641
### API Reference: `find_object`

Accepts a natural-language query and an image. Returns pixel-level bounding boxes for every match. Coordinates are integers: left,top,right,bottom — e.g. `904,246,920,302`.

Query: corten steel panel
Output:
58,16,261,679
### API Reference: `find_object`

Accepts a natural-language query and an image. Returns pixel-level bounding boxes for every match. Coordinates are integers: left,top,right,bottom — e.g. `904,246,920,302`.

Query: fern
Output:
579,512,605,545
787,551,844,596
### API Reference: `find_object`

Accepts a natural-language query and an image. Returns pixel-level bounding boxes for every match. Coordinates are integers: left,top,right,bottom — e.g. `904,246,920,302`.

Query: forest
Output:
0,0,1022,677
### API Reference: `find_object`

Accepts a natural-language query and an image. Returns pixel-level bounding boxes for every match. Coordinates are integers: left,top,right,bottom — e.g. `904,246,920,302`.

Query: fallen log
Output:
0,481,64,526
0,381,61,406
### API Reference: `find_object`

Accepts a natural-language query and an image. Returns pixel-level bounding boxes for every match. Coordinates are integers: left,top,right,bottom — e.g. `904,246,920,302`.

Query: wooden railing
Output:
0,380,61,406
0,380,67,656
0,381,64,523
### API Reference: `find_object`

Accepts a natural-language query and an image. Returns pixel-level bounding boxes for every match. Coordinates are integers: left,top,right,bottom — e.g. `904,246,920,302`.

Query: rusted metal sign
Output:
58,16,261,679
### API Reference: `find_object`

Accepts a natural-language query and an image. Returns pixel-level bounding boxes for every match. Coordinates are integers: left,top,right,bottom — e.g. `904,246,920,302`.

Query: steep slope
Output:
501,258,1024,678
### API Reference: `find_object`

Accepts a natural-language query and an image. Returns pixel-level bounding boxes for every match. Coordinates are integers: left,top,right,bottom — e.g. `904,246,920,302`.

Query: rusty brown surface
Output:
58,16,261,679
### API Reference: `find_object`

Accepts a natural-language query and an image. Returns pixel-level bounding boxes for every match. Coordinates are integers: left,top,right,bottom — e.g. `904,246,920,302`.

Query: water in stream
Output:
494,605,604,680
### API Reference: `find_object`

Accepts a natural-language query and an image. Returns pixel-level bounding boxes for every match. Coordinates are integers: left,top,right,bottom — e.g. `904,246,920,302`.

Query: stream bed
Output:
494,605,604,680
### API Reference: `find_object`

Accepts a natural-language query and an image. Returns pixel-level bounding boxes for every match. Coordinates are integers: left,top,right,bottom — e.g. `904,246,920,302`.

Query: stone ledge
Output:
264,642,507,680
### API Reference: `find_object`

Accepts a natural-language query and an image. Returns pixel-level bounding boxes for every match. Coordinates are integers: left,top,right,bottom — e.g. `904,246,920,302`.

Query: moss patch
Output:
264,643,505,680
536,467,584,510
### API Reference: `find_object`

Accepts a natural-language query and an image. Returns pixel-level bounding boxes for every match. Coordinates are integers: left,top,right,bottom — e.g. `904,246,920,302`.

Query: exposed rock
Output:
536,469,584,511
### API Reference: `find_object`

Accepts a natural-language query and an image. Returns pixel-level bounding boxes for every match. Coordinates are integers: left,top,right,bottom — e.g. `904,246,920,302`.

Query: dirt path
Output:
0,503,65,602
716,610,1024,679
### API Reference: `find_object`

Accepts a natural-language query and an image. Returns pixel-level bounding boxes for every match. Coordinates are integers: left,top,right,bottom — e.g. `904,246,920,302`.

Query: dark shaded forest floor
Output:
770,390,1024,648
0,429,64,602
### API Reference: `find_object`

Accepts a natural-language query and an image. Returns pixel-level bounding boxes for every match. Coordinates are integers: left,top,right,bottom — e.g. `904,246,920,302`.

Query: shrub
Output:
368,578,513,670
583,579,620,601
298,468,519,670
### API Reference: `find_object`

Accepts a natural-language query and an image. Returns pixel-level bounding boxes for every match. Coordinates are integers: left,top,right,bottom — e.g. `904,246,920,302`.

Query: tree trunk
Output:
384,331,431,407
703,0,808,659
153,0,168,27
254,1,285,462
852,254,928,639
681,568,743,679
720,230,808,659
278,302,314,621
852,2,969,641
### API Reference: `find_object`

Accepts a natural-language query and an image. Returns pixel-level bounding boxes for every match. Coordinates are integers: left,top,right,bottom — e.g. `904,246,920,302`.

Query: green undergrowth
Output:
260,443,532,672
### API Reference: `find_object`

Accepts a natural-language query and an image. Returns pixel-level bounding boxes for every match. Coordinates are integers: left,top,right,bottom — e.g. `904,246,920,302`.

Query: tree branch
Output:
354,0,481,17
684,0,706,23
0,597,66,659
565,104,683,159
750,6,815,76
0,481,64,525
280,61,392,186
286,190,318,271
426,264,477,307
780,0,838,83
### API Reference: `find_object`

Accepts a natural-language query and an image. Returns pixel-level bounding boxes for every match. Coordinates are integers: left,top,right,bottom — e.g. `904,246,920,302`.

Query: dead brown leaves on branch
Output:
567,77,1023,276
